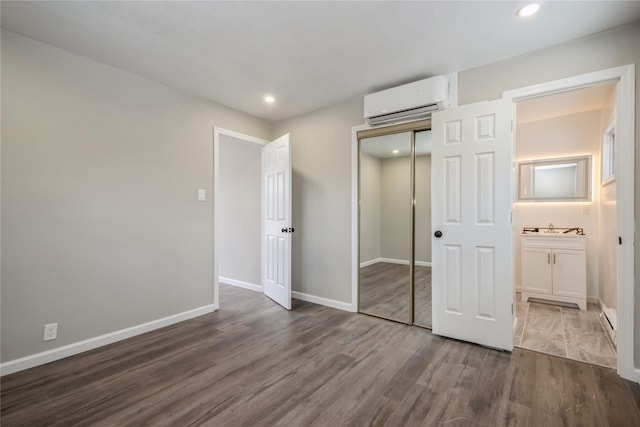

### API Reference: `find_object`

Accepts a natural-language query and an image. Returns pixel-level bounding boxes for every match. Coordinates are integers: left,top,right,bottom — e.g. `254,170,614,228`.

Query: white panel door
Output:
263,134,292,310
432,99,513,350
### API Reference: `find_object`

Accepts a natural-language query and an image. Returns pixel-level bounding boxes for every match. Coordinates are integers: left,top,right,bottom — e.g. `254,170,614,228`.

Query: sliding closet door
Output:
359,132,412,323
413,130,433,327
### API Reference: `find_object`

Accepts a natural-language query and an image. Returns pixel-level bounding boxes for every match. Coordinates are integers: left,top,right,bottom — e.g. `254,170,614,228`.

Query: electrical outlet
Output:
44,323,58,341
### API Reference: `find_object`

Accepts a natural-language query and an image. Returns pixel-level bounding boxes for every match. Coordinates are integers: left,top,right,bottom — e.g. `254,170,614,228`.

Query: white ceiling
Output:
516,82,617,124
2,1,639,122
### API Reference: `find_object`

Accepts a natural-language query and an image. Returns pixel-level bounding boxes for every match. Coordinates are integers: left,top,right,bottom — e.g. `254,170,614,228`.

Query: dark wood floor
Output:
2,284,640,426
359,262,432,326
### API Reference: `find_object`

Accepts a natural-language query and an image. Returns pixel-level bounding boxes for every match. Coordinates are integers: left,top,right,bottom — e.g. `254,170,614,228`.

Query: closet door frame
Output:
355,119,431,326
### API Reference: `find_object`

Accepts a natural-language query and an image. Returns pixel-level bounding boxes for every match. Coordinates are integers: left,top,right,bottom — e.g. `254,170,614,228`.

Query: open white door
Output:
431,99,513,351
263,134,292,310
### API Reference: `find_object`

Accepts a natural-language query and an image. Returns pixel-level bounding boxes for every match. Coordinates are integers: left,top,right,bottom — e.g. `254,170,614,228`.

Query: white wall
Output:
514,110,602,298
599,105,617,312
218,136,262,287
0,30,271,363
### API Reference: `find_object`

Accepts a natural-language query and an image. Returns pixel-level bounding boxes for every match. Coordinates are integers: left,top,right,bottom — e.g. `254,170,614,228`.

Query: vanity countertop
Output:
520,232,586,238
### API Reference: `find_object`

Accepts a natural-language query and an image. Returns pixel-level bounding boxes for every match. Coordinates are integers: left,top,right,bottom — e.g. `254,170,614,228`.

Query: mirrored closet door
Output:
358,122,432,328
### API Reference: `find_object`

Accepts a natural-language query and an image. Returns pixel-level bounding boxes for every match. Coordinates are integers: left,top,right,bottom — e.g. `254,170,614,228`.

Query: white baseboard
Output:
359,258,432,268
0,304,217,377
587,296,600,305
359,258,381,268
292,291,355,312
634,368,640,384
219,276,262,292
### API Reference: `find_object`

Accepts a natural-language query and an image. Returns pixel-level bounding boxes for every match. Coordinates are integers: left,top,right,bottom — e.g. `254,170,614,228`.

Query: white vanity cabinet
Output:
520,234,587,310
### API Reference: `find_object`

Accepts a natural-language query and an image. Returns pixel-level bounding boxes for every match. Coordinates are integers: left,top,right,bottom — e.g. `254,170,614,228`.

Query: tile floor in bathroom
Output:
514,293,617,368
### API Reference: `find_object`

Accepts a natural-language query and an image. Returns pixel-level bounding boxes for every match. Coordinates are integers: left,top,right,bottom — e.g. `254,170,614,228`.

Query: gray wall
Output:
218,136,262,286
380,156,412,261
360,152,431,265
272,98,363,302
1,30,271,362
359,152,381,264
414,154,432,264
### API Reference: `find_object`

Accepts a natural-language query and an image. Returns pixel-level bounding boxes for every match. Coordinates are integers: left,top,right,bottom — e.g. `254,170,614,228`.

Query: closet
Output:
357,120,433,328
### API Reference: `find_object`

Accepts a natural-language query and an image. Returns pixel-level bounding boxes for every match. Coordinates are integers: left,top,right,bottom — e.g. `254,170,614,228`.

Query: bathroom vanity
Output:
520,233,587,310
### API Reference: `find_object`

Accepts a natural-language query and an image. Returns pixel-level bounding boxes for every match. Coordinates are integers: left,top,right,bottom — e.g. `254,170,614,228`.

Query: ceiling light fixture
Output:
392,149,399,154
517,3,540,17
264,95,275,104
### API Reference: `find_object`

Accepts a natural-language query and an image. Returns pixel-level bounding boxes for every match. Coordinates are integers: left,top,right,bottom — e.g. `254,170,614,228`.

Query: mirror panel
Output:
413,130,432,327
359,132,411,323
517,155,591,202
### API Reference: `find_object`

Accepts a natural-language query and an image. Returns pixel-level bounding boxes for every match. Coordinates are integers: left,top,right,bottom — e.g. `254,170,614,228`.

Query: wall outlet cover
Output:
44,323,58,341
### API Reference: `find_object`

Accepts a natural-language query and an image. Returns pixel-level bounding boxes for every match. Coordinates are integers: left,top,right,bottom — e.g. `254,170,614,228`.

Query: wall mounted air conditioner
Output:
364,75,451,126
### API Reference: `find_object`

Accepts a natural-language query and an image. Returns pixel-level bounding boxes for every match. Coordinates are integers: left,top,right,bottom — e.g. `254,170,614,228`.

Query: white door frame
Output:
213,127,269,309
504,64,635,381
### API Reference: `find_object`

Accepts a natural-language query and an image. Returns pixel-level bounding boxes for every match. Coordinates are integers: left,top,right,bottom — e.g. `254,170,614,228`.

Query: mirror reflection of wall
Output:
358,129,432,327
413,130,432,327
359,132,412,323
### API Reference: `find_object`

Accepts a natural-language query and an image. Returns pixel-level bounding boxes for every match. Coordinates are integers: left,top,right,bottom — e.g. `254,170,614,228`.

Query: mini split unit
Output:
364,75,451,126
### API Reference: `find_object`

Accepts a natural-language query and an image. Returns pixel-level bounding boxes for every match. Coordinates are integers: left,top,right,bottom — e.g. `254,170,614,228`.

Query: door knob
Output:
434,230,443,238
288,227,295,233
281,228,289,233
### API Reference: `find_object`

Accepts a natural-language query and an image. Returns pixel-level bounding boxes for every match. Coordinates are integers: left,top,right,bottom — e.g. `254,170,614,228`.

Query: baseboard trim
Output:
359,258,381,268
359,258,432,268
292,291,354,312
0,304,217,377
219,276,262,292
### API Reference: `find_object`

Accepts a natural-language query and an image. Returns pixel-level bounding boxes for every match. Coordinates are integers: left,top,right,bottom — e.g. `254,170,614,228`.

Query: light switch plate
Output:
198,189,206,201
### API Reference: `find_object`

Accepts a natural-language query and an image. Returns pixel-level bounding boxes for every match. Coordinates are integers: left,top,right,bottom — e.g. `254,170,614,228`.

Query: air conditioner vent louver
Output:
364,75,450,126
366,103,440,126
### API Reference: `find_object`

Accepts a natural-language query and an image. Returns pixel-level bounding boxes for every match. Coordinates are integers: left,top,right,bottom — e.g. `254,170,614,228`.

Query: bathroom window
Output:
602,122,615,186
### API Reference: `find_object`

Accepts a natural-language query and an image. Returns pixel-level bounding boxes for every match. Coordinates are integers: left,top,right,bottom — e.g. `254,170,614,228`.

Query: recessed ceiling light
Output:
264,95,275,103
392,149,399,154
517,3,540,17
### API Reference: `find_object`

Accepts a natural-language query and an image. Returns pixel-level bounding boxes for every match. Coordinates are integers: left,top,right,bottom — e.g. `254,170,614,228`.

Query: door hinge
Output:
619,236,622,245
511,303,514,314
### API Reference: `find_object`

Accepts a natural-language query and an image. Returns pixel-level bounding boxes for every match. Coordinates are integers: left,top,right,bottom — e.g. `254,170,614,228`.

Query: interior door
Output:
263,134,292,309
431,99,513,350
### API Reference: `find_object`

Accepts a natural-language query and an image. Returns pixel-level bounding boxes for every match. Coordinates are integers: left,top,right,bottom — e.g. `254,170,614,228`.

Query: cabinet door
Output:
552,249,586,299
521,247,552,294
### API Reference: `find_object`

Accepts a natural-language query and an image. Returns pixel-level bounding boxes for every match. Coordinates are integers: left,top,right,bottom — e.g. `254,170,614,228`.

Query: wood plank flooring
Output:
359,262,432,326
2,284,640,426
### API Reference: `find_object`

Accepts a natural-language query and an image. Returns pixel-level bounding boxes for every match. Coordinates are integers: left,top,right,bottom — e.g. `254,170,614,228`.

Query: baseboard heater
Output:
600,307,617,349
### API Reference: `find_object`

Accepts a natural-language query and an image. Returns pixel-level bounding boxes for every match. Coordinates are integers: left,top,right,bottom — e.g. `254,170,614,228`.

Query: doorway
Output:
512,83,618,368
504,64,635,380
357,120,433,328
212,128,293,311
